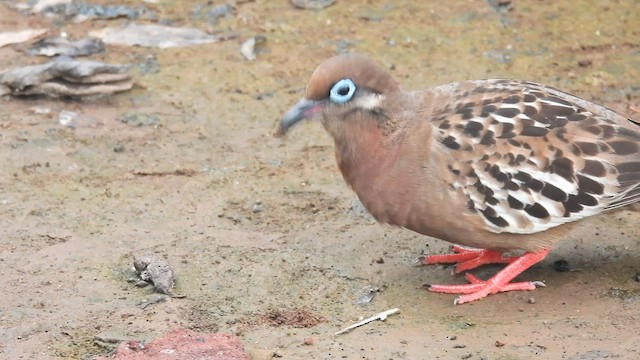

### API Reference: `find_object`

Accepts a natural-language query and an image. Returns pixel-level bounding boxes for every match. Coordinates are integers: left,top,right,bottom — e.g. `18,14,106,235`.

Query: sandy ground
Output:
1,0,639,359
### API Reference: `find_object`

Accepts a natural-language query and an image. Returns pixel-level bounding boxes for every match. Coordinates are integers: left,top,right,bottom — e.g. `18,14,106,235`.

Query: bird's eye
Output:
329,79,356,104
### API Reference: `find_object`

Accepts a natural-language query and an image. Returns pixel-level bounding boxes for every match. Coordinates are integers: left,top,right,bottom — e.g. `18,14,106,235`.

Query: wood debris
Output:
334,308,400,336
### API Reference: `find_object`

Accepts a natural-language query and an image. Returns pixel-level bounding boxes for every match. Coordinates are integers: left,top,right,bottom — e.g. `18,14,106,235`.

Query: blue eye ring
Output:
329,79,356,104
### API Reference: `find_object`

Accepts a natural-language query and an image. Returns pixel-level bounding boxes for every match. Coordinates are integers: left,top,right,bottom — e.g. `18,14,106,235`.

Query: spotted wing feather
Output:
432,80,640,234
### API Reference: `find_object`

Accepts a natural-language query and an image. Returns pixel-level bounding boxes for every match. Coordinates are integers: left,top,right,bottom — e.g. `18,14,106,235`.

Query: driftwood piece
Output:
28,36,105,57
0,29,47,48
0,57,132,97
90,23,231,48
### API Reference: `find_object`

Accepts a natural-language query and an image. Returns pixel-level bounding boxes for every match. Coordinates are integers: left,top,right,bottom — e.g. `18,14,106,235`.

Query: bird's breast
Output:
336,136,436,229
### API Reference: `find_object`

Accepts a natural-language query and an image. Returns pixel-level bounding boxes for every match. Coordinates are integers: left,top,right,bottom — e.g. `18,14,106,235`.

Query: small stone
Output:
118,112,159,127
495,340,506,347
355,285,380,305
447,335,457,341
453,344,467,349
291,0,335,10
577,59,592,67
303,337,314,345
240,36,266,61
59,111,81,128
135,280,150,287
94,329,130,351
553,259,572,272
252,200,264,213
133,253,175,294
31,106,51,114
528,297,536,304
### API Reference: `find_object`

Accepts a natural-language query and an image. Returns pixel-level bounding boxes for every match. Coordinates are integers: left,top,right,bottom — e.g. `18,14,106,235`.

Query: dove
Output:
278,53,640,304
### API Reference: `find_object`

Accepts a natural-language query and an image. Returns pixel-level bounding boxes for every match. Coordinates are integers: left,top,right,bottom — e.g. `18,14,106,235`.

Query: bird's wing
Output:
430,79,640,234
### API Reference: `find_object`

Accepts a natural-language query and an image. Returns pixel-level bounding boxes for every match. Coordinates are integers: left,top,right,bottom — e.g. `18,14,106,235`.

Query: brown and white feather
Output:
426,79,640,234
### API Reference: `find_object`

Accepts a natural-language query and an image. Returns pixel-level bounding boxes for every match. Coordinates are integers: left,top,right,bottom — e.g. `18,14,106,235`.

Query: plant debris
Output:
334,308,400,336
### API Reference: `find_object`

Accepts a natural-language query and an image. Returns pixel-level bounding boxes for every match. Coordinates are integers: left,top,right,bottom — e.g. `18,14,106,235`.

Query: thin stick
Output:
333,308,400,336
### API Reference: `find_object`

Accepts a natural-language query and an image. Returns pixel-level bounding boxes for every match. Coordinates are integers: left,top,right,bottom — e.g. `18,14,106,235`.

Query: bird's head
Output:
277,53,400,138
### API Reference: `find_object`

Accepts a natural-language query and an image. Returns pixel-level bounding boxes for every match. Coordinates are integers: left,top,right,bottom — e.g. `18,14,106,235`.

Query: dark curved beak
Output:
277,98,326,136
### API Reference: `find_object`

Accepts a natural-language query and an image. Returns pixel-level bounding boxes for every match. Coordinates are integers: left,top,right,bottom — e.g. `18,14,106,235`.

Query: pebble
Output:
291,0,335,10
240,36,267,61
554,259,573,272
252,201,264,213
355,285,380,305
59,110,94,128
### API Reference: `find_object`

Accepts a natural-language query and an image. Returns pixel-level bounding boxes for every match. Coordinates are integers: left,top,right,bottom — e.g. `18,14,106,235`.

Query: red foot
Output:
423,248,550,304
414,245,520,273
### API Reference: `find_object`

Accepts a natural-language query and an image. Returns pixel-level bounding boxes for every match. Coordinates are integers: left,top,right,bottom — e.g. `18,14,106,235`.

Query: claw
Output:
412,255,427,267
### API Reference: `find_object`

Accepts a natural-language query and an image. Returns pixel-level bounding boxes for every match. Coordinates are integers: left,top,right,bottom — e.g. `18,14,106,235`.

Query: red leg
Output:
414,245,520,273
426,249,549,304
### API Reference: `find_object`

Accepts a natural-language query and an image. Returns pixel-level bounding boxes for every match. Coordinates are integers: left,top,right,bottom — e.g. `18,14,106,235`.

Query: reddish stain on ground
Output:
96,330,249,360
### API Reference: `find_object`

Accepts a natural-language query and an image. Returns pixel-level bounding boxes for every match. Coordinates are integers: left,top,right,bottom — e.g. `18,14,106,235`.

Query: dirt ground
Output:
1,1,639,359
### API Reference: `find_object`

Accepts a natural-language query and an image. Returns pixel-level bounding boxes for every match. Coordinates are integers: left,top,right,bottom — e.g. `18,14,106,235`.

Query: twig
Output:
132,169,196,177
333,308,400,336
138,295,166,309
